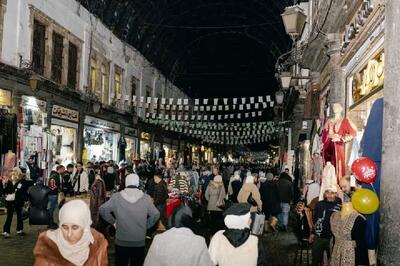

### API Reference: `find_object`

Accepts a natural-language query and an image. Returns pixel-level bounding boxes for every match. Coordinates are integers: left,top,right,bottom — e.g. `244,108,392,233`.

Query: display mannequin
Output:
330,202,368,266
319,162,336,201
322,103,357,180
2,150,16,176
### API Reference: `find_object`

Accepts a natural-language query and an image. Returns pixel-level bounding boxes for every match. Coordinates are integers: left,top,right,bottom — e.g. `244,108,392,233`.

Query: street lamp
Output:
280,72,292,89
29,73,41,91
275,90,285,105
93,102,101,113
281,5,307,39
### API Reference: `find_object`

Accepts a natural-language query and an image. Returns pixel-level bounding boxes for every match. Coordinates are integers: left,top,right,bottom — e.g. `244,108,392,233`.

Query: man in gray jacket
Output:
100,173,160,266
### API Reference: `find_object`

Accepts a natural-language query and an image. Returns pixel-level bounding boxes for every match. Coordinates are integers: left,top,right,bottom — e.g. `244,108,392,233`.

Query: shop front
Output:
125,127,138,163
50,105,79,169
19,96,48,170
83,116,120,163
139,131,151,160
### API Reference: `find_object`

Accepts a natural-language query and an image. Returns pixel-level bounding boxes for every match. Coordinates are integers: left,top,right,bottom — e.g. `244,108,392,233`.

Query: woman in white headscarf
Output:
227,171,242,203
33,199,108,266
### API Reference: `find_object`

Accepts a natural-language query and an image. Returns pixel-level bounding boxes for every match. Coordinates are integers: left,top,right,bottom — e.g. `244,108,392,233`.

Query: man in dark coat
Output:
153,171,169,226
277,172,293,231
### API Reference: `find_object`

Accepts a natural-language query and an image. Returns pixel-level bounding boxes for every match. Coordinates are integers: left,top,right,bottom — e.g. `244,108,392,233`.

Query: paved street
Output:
0,212,302,266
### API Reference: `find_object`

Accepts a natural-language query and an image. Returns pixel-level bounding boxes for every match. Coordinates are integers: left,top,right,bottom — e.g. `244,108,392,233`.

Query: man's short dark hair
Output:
56,165,65,171
125,166,134,174
67,164,74,169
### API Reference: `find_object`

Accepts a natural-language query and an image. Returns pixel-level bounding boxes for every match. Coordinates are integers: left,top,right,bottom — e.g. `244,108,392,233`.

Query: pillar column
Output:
76,108,85,162
379,1,400,264
326,33,345,110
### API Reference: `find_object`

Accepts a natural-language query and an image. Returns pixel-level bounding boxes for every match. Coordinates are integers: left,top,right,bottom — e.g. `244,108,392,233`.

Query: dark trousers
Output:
115,245,145,266
47,194,58,226
311,236,331,266
3,201,23,233
209,211,224,234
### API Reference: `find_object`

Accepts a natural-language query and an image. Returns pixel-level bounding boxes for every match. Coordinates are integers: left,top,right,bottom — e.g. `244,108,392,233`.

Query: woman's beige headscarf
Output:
47,200,94,266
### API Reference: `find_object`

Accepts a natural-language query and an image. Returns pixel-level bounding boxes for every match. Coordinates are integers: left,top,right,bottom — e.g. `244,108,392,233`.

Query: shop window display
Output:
50,125,76,167
84,127,118,162
20,96,47,164
140,140,151,160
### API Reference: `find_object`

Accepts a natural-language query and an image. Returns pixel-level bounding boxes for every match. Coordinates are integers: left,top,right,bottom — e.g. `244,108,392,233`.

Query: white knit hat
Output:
126,173,139,187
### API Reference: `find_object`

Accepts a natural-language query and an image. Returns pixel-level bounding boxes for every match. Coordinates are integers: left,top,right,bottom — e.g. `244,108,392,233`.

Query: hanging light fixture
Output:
93,102,101,113
281,5,307,38
280,72,292,89
275,90,285,105
29,74,41,91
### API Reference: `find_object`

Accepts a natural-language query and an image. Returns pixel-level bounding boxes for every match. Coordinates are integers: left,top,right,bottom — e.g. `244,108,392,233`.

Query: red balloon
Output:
351,157,378,184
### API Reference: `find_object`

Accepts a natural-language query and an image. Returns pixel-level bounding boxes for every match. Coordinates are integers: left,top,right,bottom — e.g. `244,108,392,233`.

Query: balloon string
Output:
370,183,377,194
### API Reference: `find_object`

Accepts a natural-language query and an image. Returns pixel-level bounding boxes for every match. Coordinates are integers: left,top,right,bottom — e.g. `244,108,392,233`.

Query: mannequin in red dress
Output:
322,103,357,181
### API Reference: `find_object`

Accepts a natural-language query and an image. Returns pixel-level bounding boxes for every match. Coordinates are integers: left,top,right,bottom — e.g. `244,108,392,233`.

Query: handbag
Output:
5,193,15,201
252,212,266,235
216,187,225,209
247,193,258,207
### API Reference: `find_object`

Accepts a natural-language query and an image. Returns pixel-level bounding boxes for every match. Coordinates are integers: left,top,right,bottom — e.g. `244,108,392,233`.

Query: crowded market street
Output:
0,0,398,265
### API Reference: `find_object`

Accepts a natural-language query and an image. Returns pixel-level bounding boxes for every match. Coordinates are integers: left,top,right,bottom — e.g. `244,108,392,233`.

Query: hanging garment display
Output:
330,211,368,266
322,104,357,180
0,112,17,154
319,162,336,201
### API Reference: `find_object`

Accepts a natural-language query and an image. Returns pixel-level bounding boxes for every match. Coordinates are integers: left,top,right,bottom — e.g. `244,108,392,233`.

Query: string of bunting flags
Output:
133,94,274,121
144,118,290,131
145,110,265,121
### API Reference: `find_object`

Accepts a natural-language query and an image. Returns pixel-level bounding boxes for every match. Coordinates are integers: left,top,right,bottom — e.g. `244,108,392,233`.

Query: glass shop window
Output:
67,42,78,89
32,20,46,75
51,32,64,83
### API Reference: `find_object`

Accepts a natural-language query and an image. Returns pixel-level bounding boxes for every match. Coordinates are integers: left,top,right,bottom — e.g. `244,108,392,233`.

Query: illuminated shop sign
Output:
125,127,138,137
342,0,374,51
351,51,384,103
0,88,11,106
84,116,120,131
52,105,79,123
141,132,151,140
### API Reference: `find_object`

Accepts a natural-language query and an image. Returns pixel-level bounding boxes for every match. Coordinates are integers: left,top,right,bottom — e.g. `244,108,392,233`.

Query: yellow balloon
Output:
351,188,380,215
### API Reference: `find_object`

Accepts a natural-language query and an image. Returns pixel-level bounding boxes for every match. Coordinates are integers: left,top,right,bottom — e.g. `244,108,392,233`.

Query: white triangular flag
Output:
230,114,234,119
177,98,182,105
250,97,254,104
218,115,222,120
224,114,228,119
203,99,208,105
242,97,246,104
210,115,214,120
183,99,188,105
224,98,228,105
206,106,211,111
233,98,238,105
258,111,262,116
246,104,251,110
200,106,204,111
212,106,217,111
239,105,243,111
194,106,199,111
252,112,256,117
258,96,263,102
245,113,249,118
270,102,274,107
169,98,174,105
218,106,223,111
255,103,259,109
140,96,145,103
266,95,271,102
263,102,267,108
225,106,229,111
195,99,199,105
214,99,218,105
237,113,241,119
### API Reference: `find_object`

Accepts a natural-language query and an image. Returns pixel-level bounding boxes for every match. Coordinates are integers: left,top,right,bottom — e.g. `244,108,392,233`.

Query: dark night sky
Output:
77,0,292,149
77,0,291,99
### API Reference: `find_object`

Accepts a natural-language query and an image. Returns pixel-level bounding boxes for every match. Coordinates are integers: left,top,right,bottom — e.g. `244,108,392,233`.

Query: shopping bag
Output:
252,212,266,235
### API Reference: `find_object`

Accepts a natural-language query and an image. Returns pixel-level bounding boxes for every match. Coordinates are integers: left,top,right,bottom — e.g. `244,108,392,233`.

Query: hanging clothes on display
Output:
0,112,17,154
2,150,16,176
322,104,357,180
359,98,383,251
312,121,323,183
319,162,336,201
330,210,369,266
